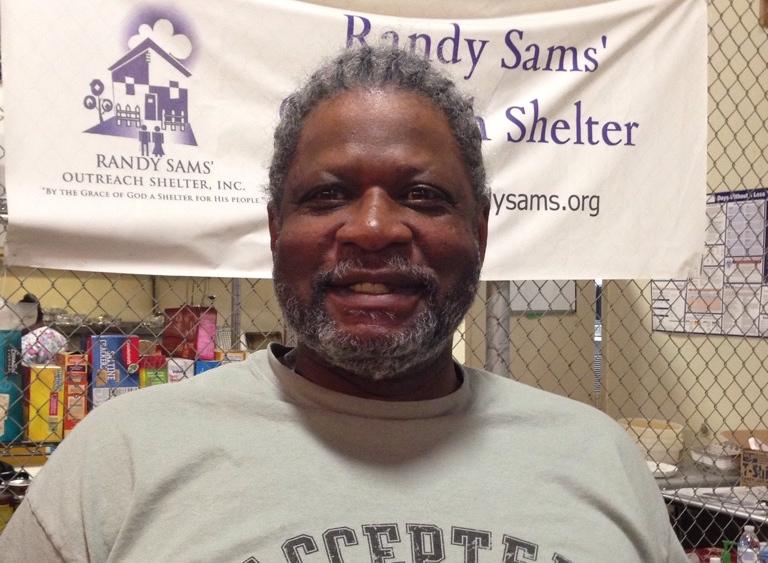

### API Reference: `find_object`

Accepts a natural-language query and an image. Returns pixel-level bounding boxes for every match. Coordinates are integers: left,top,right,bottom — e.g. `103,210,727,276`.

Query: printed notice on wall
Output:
652,189,768,337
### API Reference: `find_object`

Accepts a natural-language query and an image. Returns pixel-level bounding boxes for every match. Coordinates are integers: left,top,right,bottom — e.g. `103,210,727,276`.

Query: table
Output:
655,458,740,490
655,458,752,550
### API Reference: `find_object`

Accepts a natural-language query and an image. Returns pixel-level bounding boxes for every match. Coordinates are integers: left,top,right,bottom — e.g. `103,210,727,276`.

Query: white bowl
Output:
619,418,684,465
646,460,678,477
690,443,739,471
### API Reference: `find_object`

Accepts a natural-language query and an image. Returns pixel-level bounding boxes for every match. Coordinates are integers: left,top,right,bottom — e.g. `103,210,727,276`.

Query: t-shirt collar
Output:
262,343,472,419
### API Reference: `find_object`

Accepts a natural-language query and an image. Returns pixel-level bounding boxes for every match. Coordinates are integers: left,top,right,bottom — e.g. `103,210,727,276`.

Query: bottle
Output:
738,525,760,562
758,541,768,563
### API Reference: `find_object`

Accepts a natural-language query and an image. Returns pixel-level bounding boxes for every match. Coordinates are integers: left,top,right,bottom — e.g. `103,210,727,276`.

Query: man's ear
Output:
267,202,280,253
476,201,490,263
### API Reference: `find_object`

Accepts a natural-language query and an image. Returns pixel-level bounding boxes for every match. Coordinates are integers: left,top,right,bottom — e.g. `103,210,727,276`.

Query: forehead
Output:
301,87,455,145
285,87,471,187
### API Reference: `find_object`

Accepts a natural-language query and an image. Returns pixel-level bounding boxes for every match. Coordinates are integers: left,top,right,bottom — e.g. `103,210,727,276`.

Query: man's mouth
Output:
330,275,426,297
312,259,440,311
349,282,393,294
324,279,424,322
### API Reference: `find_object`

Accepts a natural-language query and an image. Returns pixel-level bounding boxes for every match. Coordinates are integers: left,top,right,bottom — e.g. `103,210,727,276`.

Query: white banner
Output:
1,0,707,280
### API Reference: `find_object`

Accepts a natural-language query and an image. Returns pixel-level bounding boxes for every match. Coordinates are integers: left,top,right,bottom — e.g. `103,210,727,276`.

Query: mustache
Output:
311,256,439,295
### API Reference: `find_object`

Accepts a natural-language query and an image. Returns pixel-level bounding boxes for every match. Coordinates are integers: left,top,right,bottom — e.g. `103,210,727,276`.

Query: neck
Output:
283,343,460,401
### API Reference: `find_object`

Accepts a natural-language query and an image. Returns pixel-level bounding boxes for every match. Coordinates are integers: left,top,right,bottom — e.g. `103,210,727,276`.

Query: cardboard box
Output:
139,355,168,388
57,352,88,436
214,350,247,363
0,331,23,443
167,357,195,383
721,429,768,486
194,360,221,375
88,335,139,408
26,365,64,443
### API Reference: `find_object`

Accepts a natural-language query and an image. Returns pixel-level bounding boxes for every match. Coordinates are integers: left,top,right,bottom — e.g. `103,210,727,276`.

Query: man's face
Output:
269,87,488,380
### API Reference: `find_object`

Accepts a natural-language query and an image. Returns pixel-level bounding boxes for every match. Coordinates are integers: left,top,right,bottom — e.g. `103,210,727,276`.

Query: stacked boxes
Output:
57,352,88,436
5,326,250,440
88,335,140,408
0,330,22,443
26,365,64,443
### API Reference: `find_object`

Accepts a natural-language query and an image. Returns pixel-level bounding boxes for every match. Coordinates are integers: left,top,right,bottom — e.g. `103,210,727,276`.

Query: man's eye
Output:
304,185,346,203
403,185,450,203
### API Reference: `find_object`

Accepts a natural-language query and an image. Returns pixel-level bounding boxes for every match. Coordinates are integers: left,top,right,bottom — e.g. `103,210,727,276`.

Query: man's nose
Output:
335,188,412,251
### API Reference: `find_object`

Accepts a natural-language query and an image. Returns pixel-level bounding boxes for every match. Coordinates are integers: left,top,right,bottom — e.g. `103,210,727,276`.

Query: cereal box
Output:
88,335,139,408
0,330,22,443
57,352,88,436
26,365,64,443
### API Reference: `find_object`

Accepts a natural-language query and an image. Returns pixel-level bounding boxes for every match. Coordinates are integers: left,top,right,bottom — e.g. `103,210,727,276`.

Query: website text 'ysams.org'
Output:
492,192,600,217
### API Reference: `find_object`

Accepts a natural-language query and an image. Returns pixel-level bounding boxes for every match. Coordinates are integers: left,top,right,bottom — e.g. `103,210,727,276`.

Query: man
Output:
138,125,150,157
0,46,687,562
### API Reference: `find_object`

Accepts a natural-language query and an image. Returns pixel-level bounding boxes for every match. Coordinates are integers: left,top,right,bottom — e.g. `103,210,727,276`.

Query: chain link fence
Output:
1,0,767,556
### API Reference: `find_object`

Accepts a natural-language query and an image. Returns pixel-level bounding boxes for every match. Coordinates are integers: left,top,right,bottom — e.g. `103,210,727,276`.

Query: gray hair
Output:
268,45,488,211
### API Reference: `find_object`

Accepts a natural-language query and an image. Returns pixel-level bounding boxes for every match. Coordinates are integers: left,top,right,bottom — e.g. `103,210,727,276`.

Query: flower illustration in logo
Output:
83,80,114,124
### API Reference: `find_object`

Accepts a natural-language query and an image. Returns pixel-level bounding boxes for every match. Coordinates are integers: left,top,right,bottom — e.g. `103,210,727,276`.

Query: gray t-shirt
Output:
0,345,686,562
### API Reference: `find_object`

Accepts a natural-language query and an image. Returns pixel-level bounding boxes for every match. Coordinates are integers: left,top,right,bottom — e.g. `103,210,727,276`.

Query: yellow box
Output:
26,365,64,443
214,350,247,363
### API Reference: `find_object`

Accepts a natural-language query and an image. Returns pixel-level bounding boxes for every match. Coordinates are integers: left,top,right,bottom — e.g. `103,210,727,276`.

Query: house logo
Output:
83,14,197,157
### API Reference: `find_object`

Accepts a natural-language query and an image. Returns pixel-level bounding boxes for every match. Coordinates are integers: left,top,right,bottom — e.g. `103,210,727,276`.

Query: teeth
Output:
350,282,391,294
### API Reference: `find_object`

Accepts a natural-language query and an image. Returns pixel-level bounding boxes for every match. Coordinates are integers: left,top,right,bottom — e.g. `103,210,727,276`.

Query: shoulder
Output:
464,365,604,416
462,365,662,503
80,350,274,425
462,365,631,444
37,351,278,475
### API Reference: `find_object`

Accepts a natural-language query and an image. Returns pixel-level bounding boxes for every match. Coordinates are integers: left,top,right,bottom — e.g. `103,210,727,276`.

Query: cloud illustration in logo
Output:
128,19,192,60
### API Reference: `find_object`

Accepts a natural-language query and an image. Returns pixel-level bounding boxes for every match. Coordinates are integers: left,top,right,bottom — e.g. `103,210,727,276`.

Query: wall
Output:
0,267,154,323
602,0,768,438
461,280,598,406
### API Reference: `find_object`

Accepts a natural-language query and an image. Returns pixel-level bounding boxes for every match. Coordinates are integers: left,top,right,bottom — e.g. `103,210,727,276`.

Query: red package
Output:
685,547,724,562
140,355,167,370
122,335,140,374
161,306,217,360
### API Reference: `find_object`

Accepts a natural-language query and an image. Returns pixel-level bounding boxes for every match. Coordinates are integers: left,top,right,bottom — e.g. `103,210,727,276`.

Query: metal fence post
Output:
484,280,510,377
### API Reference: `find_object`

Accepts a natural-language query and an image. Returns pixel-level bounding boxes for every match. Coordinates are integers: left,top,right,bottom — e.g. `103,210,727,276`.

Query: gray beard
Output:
274,255,480,381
